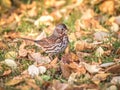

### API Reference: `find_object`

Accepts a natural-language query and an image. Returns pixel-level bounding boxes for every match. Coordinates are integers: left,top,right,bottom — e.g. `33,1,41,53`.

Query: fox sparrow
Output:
21,24,69,58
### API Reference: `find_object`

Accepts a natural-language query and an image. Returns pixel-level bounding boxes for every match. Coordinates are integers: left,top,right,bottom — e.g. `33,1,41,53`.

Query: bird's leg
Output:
49,53,54,60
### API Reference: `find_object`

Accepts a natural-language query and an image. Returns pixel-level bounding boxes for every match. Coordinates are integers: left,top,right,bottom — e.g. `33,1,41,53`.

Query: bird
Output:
21,23,69,59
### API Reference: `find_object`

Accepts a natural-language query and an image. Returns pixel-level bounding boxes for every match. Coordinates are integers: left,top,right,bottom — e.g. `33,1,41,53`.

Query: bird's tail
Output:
20,37,37,42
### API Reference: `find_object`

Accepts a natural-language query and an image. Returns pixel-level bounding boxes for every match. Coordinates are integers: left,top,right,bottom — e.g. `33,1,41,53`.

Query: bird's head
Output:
53,24,68,37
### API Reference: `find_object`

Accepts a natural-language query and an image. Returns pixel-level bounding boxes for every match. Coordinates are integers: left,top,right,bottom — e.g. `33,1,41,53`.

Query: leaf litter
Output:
0,0,120,89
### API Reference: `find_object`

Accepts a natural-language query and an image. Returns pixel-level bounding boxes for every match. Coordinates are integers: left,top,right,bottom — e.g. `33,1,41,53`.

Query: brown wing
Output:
35,34,61,48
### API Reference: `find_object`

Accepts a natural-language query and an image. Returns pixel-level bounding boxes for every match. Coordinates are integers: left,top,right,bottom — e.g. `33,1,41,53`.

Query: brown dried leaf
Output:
5,77,24,86
74,40,94,51
48,80,68,90
68,62,86,74
47,57,58,69
19,48,28,57
25,79,40,90
0,41,7,49
61,53,79,63
105,64,120,74
60,62,71,79
92,73,110,85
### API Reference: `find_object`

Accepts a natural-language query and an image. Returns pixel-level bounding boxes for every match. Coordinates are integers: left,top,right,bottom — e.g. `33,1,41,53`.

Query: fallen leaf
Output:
92,73,110,85
111,76,120,84
60,62,71,79
16,85,31,90
51,10,62,21
2,69,12,76
28,52,51,64
74,40,94,51
68,33,77,42
5,51,17,59
115,16,120,25
68,62,86,75
0,41,7,49
5,77,24,86
68,73,77,84
99,0,115,15
82,62,101,74
19,42,28,57
28,6,37,17
1,0,11,8
106,85,118,90
4,59,17,69
47,57,58,69
110,22,119,32
100,62,115,68
25,79,40,90
19,48,28,57
105,64,120,74
61,52,79,63
94,31,109,41
50,80,69,90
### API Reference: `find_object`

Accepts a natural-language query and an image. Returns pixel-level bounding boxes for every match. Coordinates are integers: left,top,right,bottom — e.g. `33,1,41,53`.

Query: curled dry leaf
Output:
92,73,110,85
81,62,101,74
28,65,39,77
19,42,28,57
105,64,120,74
4,59,17,69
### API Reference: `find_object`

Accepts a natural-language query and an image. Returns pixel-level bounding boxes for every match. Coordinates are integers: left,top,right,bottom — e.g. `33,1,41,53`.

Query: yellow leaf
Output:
5,78,24,86
99,0,115,15
1,0,11,8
